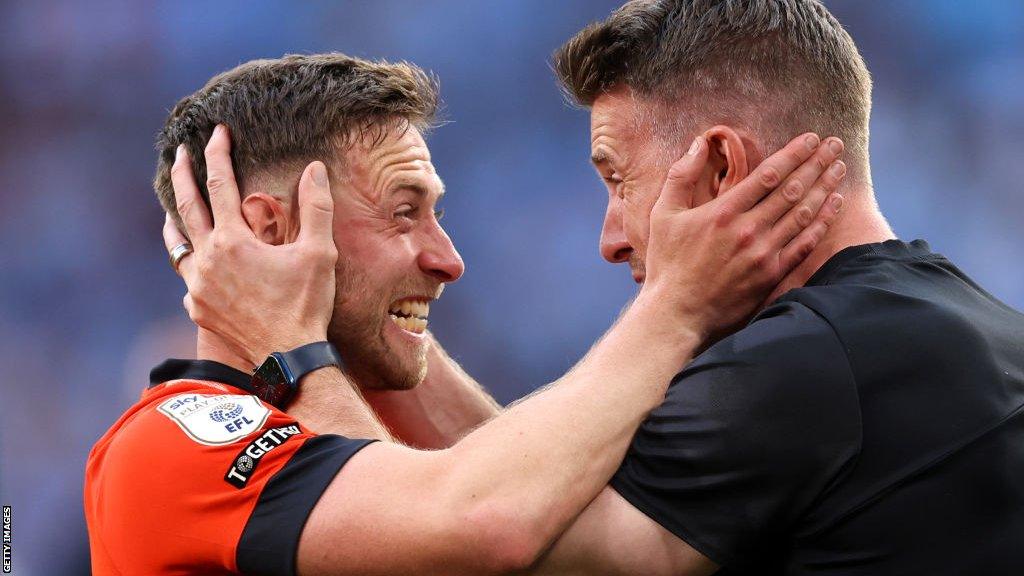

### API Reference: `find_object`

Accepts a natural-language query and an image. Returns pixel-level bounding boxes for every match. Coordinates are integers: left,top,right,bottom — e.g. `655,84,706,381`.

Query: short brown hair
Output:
554,0,872,168
154,53,439,227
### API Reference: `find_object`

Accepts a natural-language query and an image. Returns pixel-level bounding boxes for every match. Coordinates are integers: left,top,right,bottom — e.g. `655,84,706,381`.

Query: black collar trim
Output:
806,239,933,287
149,358,254,394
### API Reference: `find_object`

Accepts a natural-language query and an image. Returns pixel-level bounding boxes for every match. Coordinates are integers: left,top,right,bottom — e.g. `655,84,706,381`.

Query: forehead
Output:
590,88,645,164
343,124,441,197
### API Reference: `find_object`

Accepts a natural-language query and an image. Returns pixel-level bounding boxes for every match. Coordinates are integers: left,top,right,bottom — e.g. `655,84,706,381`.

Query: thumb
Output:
296,161,335,245
656,136,709,211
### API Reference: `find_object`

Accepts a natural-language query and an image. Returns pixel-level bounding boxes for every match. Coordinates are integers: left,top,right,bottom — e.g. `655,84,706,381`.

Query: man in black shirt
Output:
538,0,1024,574
608,239,1024,574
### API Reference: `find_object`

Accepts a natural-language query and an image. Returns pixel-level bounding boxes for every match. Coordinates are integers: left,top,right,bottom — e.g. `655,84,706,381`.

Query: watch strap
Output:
278,341,344,384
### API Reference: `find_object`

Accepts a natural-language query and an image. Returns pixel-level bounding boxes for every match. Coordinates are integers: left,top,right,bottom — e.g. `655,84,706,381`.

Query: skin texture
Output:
164,121,845,575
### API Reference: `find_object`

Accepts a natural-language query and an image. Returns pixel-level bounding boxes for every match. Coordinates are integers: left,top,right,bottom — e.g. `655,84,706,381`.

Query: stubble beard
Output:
326,265,429,391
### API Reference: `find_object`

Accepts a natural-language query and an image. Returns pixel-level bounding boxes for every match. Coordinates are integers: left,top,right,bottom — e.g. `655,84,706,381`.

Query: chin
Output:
348,355,426,391
328,333,428,392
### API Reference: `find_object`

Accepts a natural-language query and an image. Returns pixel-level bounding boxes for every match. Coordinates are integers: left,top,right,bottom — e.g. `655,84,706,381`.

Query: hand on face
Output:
163,124,339,367
641,132,847,343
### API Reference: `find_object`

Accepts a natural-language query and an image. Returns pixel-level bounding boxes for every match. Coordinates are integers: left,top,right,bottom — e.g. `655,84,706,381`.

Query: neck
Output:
765,187,896,304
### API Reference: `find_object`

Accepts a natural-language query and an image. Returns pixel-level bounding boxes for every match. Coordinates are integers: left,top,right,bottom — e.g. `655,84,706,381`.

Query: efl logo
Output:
2,505,11,573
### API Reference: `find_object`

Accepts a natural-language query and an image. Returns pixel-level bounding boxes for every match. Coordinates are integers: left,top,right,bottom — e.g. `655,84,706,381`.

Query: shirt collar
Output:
149,358,255,393
806,239,933,286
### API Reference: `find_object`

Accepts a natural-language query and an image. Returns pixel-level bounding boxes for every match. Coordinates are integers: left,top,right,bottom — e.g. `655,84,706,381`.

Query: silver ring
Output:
168,242,194,274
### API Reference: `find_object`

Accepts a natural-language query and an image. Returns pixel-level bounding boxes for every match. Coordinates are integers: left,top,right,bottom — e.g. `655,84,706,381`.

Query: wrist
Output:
250,341,342,408
247,331,329,368
631,286,709,348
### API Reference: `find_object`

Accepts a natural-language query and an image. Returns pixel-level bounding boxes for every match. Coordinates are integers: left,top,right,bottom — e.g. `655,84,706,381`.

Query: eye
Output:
394,203,417,219
603,175,625,197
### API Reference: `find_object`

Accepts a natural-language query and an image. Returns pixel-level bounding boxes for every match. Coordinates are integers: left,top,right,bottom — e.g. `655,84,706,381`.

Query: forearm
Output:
440,292,701,566
362,333,501,448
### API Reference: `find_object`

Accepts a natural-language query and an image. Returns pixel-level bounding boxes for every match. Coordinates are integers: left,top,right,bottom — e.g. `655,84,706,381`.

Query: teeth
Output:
388,298,431,320
388,312,428,334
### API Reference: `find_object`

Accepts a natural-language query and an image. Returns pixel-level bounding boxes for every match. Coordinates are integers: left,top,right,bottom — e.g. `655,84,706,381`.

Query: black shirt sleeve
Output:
610,301,862,571
236,434,376,576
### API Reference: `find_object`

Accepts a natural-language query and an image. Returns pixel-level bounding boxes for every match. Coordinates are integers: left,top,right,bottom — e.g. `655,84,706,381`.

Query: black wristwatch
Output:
250,341,344,408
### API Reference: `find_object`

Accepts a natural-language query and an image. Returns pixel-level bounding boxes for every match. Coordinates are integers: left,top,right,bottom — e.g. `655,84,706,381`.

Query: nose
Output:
418,224,465,283
599,200,632,264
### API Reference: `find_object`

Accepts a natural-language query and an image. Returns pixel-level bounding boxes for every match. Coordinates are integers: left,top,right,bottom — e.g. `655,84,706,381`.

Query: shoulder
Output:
644,300,862,469
675,300,854,406
85,384,374,574
612,302,863,567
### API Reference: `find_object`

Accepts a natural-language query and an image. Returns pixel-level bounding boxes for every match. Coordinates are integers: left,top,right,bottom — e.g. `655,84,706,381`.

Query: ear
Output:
241,193,294,245
704,125,751,199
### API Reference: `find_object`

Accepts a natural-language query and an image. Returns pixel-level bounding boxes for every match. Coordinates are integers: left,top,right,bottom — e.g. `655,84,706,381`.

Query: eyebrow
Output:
390,176,445,199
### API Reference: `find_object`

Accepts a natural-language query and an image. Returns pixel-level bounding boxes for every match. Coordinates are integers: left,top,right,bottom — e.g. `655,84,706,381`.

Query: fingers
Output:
162,212,188,253
163,214,197,283
767,154,847,248
720,132,822,214
752,137,846,228
296,161,336,246
170,144,212,242
655,136,710,212
203,124,247,231
778,193,844,272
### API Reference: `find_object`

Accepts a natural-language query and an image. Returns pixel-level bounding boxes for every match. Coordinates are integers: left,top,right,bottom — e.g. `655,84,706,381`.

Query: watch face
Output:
251,355,293,407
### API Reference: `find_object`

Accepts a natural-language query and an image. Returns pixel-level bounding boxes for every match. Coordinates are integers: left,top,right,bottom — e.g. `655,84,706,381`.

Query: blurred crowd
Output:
0,0,1021,572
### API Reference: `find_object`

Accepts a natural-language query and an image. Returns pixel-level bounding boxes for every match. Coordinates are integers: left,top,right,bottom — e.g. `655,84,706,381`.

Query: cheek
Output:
623,190,659,254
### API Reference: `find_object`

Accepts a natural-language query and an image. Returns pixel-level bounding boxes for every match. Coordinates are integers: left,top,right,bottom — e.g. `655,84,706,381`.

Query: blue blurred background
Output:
0,0,1021,572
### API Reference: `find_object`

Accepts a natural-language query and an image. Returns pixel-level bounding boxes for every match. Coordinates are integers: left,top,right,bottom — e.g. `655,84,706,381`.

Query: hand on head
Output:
641,132,846,343
163,124,339,368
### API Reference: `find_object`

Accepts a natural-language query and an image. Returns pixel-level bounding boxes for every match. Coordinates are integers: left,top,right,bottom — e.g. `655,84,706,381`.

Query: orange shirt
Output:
84,359,373,575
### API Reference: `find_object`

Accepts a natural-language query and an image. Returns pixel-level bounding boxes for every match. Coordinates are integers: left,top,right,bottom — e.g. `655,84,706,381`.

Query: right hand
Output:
641,132,847,343
163,124,338,367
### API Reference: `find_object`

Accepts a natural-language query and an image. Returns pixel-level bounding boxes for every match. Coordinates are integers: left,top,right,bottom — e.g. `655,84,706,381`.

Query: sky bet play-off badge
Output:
157,393,270,446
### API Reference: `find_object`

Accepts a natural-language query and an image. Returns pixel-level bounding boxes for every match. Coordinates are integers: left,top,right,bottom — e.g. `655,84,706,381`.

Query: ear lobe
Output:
241,193,291,245
704,125,750,198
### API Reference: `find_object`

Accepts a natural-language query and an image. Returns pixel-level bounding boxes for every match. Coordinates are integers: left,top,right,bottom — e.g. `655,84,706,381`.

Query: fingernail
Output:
311,161,328,187
687,136,703,156
829,138,844,155
175,144,185,161
805,134,820,151
831,160,846,176
212,124,223,137
831,194,844,211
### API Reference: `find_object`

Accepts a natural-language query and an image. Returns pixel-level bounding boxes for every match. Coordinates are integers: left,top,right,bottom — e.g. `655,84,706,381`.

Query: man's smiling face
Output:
327,124,463,390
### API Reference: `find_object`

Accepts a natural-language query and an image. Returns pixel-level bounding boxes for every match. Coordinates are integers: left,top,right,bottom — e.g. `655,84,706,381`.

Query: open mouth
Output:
388,297,430,334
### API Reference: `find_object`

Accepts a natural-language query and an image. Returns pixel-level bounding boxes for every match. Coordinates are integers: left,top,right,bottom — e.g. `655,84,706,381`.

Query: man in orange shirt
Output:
84,52,843,574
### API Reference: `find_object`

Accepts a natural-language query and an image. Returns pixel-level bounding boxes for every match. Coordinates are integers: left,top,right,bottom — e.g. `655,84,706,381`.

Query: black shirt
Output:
611,240,1024,575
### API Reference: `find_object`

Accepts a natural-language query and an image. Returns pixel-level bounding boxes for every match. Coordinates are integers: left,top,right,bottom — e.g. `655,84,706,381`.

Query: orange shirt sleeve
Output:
85,385,374,575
